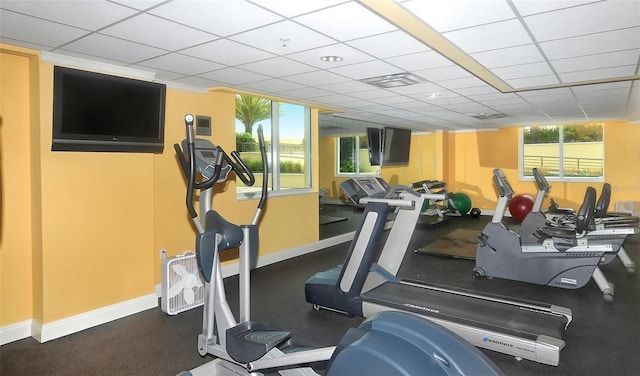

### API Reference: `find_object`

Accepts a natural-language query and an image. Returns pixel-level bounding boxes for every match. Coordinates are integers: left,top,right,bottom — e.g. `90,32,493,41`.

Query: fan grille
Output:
161,253,205,315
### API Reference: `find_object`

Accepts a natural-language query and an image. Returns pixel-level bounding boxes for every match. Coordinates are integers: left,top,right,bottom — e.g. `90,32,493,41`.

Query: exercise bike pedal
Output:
226,321,291,363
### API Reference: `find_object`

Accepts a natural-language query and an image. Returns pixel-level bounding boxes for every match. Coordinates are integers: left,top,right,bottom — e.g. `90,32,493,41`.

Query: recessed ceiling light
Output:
320,55,343,62
426,93,441,99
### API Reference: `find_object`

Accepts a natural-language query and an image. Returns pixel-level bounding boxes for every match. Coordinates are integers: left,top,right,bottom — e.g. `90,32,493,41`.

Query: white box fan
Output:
161,251,204,315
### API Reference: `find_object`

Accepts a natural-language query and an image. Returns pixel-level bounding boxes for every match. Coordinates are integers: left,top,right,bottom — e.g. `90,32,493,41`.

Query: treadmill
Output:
305,189,572,366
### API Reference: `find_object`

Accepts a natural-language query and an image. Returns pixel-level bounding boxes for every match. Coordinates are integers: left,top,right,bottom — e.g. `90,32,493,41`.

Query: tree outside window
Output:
235,95,311,196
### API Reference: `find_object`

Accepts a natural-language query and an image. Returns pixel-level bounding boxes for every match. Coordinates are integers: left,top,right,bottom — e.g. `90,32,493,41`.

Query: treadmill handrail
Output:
361,193,447,208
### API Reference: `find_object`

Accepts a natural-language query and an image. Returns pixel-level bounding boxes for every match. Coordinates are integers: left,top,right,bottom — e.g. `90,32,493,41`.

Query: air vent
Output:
471,112,507,120
360,73,424,88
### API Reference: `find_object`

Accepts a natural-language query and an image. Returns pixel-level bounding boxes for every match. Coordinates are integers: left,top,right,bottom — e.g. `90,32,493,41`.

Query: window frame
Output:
335,134,380,177
236,99,313,200
519,124,605,182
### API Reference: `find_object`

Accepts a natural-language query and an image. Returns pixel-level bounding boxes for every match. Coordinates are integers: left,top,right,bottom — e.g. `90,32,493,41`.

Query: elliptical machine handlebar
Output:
177,113,261,220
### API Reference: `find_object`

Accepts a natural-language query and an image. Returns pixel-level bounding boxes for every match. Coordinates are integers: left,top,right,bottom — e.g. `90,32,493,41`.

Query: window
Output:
235,95,311,197
520,123,604,180
337,135,380,176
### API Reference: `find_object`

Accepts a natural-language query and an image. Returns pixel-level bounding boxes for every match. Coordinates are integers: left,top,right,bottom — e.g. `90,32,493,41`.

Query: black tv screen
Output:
382,126,411,165
52,66,166,153
366,127,383,166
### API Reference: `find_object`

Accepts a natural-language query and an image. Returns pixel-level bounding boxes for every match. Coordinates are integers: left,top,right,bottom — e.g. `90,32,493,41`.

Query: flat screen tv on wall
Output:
382,126,411,165
52,66,166,153
366,127,383,166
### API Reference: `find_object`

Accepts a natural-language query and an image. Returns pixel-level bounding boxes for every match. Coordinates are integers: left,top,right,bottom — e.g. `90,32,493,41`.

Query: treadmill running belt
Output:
364,282,567,341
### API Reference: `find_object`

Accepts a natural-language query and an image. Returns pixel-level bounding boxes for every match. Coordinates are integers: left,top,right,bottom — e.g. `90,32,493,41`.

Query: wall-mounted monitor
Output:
366,127,383,166
382,126,411,165
52,66,166,153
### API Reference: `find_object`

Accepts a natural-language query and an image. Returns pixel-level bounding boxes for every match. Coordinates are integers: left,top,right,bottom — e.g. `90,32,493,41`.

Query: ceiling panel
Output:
0,0,638,134
229,20,336,55
100,14,216,51
61,34,167,64
293,2,396,41
523,1,640,42
442,19,533,54
0,0,136,30
540,27,640,60
180,39,275,67
0,11,89,48
402,0,515,32
149,0,282,37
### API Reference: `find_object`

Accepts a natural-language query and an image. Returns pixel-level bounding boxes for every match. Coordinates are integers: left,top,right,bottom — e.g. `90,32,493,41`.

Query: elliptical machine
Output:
174,114,503,375
474,169,616,301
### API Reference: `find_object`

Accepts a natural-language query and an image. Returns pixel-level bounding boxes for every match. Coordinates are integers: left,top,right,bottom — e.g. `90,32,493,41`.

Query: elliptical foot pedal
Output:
226,321,291,363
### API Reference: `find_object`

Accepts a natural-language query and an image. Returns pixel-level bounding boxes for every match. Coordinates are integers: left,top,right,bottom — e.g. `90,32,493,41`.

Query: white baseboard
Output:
155,231,357,297
30,293,158,343
0,319,33,346
5,233,356,345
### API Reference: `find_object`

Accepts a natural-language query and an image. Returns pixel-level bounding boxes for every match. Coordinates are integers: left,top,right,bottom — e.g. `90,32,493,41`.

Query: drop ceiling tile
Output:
109,0,166,11
415,65,471,82
278,86,335,99
181,39,275,66
149,0,283,37
128,65,185,81
240,78,305,93
559,65,638,83
310,93,360,106
0,11,89,48
284,70,350,86
286,43,375,68
369,96,414,105
294,2,396,41
346,30,430,58
435,76,488,90
385,50,453,72
551,49,640,73
471,44,545,68
238,56,316,77
248,0,347,17
346,90,396,101
229,20,336,55
0,0,136,30
524,1,640,42
138,53,226,75
492,62,555,80
506,74,560,88
443,19,533,54
518,87,573,99
173,75,221,87
199,67,270,85
511,0,600,17
328,60,404,80
454,85,502,97
0,37,54,52
318,80,376,94
540,27,640,60
101,14,217,51
387,82,446,95
334,99,378,109
62,34,167,64
402,0,516,32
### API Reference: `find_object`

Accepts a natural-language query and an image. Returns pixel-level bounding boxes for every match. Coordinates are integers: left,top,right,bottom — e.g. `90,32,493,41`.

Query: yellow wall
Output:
1,48,35,325
318,132,441,200
1,44,320,331
444,124,640,210
319,124,639,212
